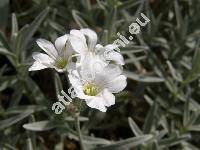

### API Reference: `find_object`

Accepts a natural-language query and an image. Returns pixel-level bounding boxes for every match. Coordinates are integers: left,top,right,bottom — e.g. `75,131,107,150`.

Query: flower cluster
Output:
29,28,127,112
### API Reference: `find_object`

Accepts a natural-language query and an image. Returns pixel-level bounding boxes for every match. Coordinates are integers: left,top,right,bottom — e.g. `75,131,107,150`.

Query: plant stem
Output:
75,113,86,150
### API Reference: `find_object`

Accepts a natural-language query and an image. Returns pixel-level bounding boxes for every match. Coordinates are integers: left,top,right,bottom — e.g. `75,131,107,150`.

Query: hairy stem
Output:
75,113,86,150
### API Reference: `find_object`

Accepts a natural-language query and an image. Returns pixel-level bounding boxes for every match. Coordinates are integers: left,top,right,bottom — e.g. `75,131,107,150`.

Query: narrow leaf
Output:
11,13,18,38
143,103,158,133
0,31,10,50
117,0,142,10
159,134,191,147
72,10,88,28
95,135,153,150
22,8,49,51
23,120,56,131
128,117,143,137
26,138,33,150
184,46,200,84
0,47,16,57
0,110,34,130
166,60,183,82
124,71,165,83
6,105,46,115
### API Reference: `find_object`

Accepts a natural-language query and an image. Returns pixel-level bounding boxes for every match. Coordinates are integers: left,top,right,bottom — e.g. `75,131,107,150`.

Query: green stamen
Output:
56,59,68,69
83,83,99,96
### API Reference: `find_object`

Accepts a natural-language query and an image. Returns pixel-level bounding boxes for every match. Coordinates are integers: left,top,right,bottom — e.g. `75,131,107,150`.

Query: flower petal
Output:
28,61,47,71
104,44,125,65
105,75,127,93
69,35,88,54
68,71,82,91
95,64,123,87
32,52,55,66
106,50,125,65
102,89,115,107
36,39,58,59
80,52,107,83
54,34,69,54
80,28,97,51
95,44,103,50
65,40,75,59
95,44,105,59
85,96,107,112
70,29,86,43
67,62,76,73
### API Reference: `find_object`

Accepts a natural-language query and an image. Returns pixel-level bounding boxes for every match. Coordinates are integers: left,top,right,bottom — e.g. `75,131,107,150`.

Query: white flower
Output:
68,54,127,112
29,34,74,72
69,28,125,66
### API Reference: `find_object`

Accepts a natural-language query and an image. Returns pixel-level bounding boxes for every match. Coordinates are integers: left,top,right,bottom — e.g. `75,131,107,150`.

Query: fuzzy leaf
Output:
0,110,34,130
95,135,153,150
128,117,143,137
124,71,165,83
23,120,56,131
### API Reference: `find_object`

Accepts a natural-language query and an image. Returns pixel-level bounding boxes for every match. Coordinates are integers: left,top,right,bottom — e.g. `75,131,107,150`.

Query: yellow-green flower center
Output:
56,59,68,69
83,83,99,96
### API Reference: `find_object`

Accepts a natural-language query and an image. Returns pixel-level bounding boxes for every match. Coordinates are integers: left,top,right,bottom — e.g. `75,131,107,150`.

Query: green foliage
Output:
0,0,200,149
